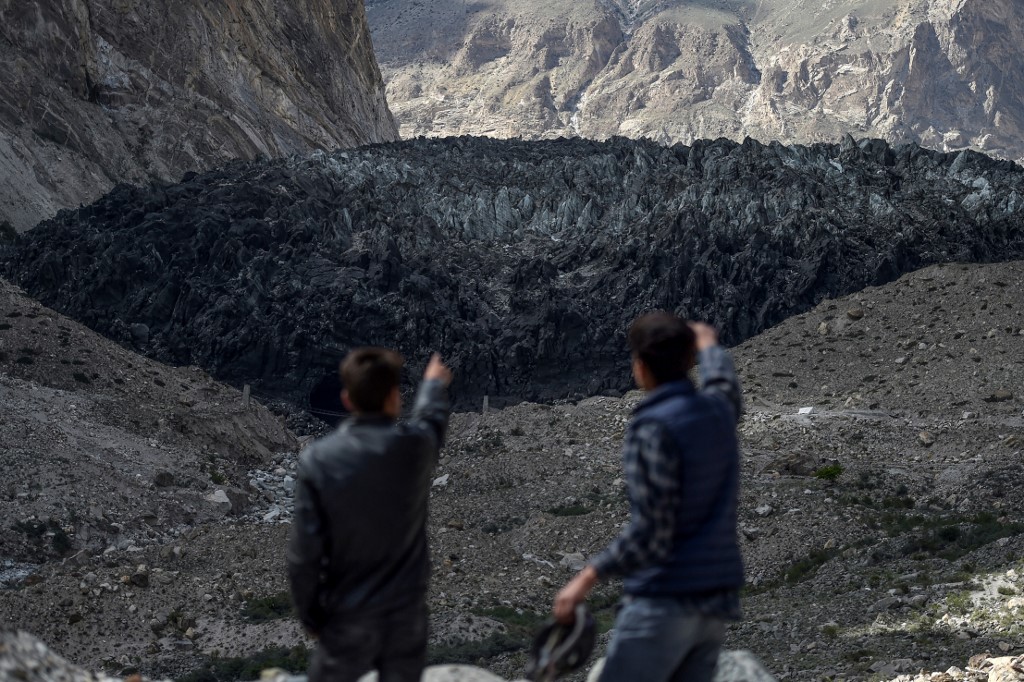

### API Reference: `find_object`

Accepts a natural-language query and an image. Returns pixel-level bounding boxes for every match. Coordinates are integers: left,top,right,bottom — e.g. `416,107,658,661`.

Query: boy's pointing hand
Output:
424,353,453,386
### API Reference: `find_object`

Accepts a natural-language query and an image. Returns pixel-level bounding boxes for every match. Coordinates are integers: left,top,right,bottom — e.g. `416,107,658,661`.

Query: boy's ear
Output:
341,389,355,413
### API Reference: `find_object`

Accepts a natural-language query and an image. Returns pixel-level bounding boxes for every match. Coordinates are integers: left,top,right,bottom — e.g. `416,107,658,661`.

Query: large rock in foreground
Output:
0,0,398,231
3,136,1024,413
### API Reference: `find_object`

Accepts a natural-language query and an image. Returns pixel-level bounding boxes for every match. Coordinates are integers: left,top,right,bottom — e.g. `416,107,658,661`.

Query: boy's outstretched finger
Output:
424,353,453,385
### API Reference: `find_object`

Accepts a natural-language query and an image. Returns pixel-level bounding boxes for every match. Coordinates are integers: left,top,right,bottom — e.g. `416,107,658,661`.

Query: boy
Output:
288,349,452,682
554,314,744,682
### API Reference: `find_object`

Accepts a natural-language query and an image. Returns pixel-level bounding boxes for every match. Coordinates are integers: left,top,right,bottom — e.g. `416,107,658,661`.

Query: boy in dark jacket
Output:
554,313,744,682
287,348,452,682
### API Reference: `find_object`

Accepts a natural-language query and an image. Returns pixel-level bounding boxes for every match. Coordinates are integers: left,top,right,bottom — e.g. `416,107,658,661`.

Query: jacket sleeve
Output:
406,378,451,460
697,345,743,423
590,421,680,579
287,454,328,633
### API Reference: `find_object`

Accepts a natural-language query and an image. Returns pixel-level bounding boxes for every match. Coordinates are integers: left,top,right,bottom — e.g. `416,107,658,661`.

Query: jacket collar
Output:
634,379,695,414
346,413,396,427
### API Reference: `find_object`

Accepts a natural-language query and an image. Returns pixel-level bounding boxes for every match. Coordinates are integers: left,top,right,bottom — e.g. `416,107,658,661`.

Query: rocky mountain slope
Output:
0,277,296,570
368,0,1024,162
3,136,1023,414
1,261,1021,681
0,0,398,232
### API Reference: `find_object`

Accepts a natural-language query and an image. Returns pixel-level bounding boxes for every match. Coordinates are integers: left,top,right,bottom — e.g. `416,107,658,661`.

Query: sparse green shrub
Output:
895,513,1023,561
783,548,839,584
509,426,525,437
427,633,527,666
241,592,293,623
473,606,546,631
176,645,309,682
998,586,1018,596
814,463,843,481
883,496,915,509
841,648,874,663
12,520,47,538
480,516,524,535
946,591,972,614
546,504,591,517
210,471,226,485
51,528,72,554
0,220,16,242
72,372,91,384
15,356,33,365
821,624,840,639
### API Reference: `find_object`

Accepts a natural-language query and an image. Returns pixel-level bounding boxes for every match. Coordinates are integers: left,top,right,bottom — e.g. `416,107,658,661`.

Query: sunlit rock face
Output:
368,0,1024,163
0,0,398,231
4,136,1024,410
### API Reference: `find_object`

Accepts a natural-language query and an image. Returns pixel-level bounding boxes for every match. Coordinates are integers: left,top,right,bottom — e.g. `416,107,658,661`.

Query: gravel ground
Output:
2,261,1023,681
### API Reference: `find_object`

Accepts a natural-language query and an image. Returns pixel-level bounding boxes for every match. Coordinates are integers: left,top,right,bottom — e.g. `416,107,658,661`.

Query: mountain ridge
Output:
368,0,1024,162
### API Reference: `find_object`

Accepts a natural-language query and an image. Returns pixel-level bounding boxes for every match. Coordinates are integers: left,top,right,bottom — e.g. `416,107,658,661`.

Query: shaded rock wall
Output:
0,0,398,231
3,136,1024,411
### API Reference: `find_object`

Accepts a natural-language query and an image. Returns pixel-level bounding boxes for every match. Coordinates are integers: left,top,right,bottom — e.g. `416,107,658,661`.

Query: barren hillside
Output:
368,0,1024,162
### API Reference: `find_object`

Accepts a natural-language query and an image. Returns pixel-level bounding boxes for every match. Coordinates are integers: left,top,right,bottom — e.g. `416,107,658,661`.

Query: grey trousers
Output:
598,596,726,682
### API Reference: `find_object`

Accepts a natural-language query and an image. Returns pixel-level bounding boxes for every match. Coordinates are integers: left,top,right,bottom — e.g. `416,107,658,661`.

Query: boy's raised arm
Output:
408,353,453,451
691,322,743,421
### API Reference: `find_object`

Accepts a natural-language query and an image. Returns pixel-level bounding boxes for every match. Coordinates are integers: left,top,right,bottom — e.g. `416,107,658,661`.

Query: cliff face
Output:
0,0,399,231
368,0,1024,162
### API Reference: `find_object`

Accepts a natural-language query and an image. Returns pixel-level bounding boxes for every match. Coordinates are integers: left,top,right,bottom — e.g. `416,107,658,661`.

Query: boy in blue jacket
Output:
555,313,744,682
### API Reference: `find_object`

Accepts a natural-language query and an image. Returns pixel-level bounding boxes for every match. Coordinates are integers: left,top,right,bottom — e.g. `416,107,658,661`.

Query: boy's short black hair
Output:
628,312,696,384
339,347,404,412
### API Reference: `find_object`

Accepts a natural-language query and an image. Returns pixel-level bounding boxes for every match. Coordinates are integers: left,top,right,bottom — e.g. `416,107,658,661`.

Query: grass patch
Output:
813,464,843,481
12,520,47,538
546,504,592,517
899,512,1024,560
883,496,916,510
51,528,72,554
240,592,293,623
480,516,524,535
841,648,874,664
945,591,972,614
176,645,309,682
427,633,529,666
783,548,840,585
430,606,547,666
473,606,547,631
588,590,621,634
998,586,1018,596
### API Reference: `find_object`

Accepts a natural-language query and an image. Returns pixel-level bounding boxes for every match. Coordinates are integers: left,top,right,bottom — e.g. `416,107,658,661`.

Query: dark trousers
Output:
308,601,428,682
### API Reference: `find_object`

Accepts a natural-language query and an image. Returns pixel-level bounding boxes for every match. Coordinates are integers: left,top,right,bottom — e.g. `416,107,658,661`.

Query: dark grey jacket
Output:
287,380,449,632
